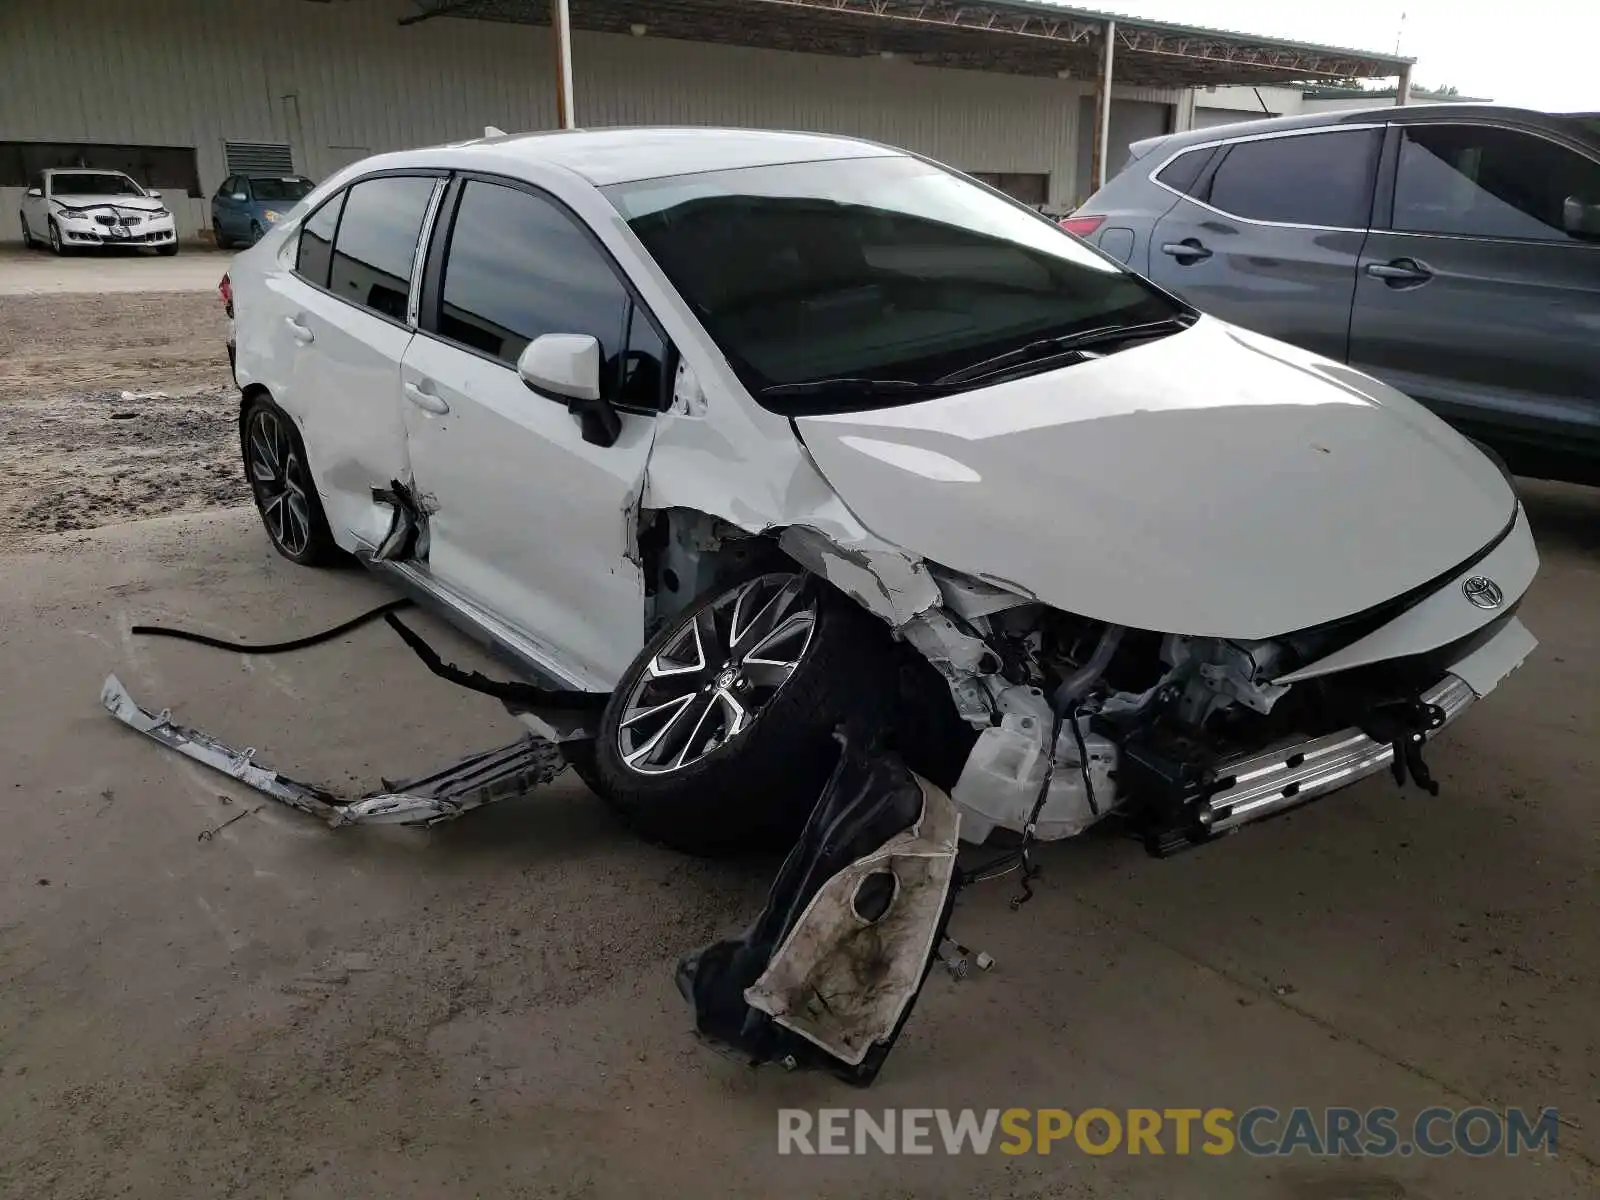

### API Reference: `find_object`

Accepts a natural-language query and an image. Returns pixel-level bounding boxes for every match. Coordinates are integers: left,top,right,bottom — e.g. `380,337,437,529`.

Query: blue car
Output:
211,173,316,248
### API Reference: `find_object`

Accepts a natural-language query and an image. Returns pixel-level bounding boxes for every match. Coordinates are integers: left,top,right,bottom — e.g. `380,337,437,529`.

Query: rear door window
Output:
434,179,633,384
1203,129,1381,227
295,190,345,289
327,175,436,322
1392,124,1600,242
1155,148,1211,196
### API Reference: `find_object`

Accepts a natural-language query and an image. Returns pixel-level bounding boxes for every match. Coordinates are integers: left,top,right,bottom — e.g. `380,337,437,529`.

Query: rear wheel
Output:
241,395,339,566
590,571,896,857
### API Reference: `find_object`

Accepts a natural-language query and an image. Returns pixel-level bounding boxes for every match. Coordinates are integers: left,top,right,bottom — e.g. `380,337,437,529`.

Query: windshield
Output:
250,176,315,202
52,172,144,198
604,155,1184,412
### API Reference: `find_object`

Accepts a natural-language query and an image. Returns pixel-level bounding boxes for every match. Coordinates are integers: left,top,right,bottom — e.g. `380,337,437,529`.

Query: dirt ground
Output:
0,284,1597,1199
0,289,246,552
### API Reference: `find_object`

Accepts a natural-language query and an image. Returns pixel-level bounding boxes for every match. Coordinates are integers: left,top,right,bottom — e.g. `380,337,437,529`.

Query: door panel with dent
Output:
267,175,436,548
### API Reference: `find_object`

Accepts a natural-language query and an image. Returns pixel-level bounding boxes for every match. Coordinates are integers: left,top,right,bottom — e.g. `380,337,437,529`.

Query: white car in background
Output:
20,168,179,256
223,128,1537,862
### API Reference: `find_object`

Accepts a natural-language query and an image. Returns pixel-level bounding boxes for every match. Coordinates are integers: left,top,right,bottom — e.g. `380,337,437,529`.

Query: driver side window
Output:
1392,124,1600,242
431,178,670,408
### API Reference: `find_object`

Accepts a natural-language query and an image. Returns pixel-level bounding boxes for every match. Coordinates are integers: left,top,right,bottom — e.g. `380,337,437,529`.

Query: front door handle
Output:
403,379,450,415
1160,238,1213,263
284,315,314,345
1366,258,1433,286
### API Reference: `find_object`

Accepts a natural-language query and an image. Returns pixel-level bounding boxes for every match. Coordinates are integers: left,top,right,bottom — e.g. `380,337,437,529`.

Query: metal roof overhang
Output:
398,0,1412,88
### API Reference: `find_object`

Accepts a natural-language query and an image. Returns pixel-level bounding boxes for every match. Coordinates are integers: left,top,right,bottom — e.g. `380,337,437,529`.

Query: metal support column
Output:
1395,63,1413,105
1090,18,1116,195
553,0,576,128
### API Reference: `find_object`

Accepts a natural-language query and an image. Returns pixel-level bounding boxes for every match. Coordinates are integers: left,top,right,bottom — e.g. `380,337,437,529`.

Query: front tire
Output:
20,214,34,250
157,239,179,257
241,395,339,566
213,220,232,250
47,218,66,256
590,572,895,856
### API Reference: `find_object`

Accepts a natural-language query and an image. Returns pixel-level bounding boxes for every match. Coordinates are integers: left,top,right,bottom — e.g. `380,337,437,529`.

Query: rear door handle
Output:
1160,238,1212,263
284,316,314,344
403,379,450,415
1366,258,1433,286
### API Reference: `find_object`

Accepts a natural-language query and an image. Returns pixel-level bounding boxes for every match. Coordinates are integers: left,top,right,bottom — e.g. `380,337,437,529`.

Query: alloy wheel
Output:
246,408,313,557
617,573,818,775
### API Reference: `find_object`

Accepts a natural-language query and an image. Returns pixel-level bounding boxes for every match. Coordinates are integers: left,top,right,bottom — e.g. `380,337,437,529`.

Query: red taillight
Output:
218,272,234,317
1060,214,1105,238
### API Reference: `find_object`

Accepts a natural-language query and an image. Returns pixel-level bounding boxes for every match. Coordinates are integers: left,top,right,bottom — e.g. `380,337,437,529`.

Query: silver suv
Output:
1073,105,1600,484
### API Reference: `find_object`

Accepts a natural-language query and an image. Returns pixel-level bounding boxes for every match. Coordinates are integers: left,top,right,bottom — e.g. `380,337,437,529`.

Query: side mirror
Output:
1562,196,1600,241
148,189,162,199
27,187,42,198
516,333,620,447
231,192,247,202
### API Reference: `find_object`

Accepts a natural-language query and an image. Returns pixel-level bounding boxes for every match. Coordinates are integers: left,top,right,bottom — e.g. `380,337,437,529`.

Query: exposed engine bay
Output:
894,561,1532,857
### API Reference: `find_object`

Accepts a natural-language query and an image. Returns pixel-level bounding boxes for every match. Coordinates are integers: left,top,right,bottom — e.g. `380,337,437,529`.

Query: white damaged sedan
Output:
226,127,1537,861
20,168,179,255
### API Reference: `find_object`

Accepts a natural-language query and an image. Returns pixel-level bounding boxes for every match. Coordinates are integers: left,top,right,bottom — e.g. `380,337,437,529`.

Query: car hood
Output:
793,318,1515,638
52,194,163,211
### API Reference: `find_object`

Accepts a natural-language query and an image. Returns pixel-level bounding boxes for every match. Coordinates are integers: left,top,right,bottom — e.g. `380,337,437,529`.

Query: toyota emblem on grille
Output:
1463,576,1504,609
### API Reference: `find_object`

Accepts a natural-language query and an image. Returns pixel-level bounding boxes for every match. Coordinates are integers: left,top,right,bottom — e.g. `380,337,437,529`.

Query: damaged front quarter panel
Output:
776,525,941,628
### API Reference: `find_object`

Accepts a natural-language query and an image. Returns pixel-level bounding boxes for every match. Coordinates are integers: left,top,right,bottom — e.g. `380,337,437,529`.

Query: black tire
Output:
213,221,232,250
249,221,264,245
20,214,34,250
590,572,896,857
240,394,340,566
47,218,66,256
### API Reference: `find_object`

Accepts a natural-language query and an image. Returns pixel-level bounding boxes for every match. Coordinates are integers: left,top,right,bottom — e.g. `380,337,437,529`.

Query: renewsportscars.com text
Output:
777,1107,1560,1158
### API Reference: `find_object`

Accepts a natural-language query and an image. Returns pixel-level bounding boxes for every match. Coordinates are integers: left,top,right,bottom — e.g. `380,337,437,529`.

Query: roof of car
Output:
1131,103,1598,162
415,126,902,185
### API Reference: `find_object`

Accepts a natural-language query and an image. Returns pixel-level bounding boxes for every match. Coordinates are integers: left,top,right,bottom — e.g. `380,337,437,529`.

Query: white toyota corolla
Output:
20,168,179,255
224,127,1537,860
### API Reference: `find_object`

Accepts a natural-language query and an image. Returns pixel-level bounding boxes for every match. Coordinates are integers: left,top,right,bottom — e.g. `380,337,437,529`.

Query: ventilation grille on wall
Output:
224,141,295,175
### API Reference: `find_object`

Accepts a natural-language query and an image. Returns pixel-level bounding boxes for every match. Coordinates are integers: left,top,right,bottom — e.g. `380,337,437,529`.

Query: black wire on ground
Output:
130,598,417,654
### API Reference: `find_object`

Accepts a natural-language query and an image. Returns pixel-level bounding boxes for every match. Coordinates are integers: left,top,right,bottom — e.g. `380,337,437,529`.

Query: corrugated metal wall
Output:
0,0,1184,241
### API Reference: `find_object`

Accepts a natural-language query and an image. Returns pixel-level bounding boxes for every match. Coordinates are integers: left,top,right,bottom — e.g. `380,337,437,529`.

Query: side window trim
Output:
292,168,447,328
417,169,675,412
1377,119,1600,247
1147,124,1384,231
1370,124,1402,232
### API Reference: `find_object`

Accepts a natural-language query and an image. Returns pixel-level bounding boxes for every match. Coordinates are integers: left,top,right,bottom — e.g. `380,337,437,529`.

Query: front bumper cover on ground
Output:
101,674,568,826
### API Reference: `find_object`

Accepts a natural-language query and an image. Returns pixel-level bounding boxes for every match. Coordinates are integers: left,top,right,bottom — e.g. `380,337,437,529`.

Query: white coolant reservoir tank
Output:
950,712,1048,845
951,690,1121,844
1035,720,1118,841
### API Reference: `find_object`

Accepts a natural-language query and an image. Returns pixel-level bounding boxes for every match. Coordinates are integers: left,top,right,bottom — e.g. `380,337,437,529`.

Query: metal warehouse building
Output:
1,0,1411,244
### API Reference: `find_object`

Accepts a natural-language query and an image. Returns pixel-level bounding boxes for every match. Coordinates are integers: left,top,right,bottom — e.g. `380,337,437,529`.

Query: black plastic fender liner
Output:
677,731,962,1086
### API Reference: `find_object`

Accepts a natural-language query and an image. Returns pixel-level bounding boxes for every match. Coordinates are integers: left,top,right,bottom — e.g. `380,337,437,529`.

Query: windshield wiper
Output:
933,315,1195,387
758,377,946,399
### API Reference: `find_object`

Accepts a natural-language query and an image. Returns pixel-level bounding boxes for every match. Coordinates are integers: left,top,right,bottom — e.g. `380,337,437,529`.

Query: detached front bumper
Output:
1202,616,1536,836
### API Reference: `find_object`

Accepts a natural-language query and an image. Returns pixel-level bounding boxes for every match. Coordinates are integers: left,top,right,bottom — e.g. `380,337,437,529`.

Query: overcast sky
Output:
1088,0,1596,112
